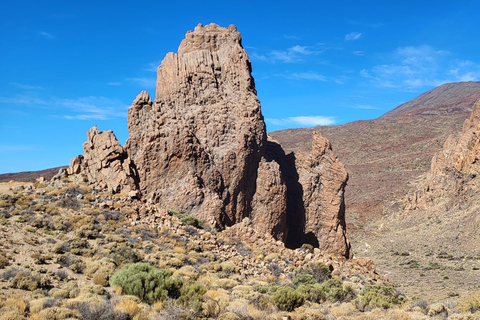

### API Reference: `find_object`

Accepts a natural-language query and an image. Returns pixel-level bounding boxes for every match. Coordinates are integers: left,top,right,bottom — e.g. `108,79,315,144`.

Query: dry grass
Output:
115,299,140,316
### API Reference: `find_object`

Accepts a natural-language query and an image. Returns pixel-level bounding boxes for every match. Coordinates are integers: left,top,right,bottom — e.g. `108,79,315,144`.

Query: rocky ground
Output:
2,176,480,319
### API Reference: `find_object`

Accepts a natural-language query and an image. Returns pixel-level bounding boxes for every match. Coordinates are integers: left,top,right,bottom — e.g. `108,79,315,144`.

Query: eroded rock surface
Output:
406,99,480,210
67,126,138,194
125,24,266,228
67,23,351,257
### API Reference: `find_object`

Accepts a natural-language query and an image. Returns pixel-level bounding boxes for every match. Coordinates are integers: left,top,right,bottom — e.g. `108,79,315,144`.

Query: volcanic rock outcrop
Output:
67,23,351,258
67,126,138,194
406,99,480,210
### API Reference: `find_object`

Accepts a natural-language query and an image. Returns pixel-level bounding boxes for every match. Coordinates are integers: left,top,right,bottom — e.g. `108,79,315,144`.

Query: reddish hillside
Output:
270,82,479,231
382,81,480,117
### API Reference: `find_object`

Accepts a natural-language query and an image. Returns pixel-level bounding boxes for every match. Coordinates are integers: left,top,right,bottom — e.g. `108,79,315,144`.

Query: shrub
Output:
10,271,51,291
0,252,10,269
179,214,205,229
354,284,402,311
177,281,207,305
458,291,480,312
320,278,345,302
294,261,331,284
109,262,183,304
110,245,142,266
292,273,317,287
76,302,117,320
272,286,305,312
296,284,325,303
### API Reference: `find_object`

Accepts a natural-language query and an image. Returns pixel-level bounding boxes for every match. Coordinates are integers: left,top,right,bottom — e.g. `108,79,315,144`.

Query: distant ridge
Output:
0,166,66,183
382,81,480,117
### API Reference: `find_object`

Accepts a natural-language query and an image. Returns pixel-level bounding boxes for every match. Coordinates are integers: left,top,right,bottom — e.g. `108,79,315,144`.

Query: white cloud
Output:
39,31,54,39
348,105,381,110
0,94,128,121
11,83,45,90
126,77,156,87
290,72,327,82
345,32,362,41
266,115,336,127
145,61,161,72
257,45,313,63
361,45,480,89
59,96,128,120
353,51,364,56
108,82,122,86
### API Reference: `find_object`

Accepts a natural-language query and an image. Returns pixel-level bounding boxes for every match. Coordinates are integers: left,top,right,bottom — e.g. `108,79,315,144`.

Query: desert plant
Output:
292,273,317,287
458,291,480,312
320,278,346,302
10,271,51,291
354,284,402,311
177,281,207,306
272,286,305,312
110,245,142,266
110,262,183,304
179,214,205,229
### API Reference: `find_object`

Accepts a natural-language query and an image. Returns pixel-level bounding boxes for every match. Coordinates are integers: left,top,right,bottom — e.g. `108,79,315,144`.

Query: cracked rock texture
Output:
67,23,351,257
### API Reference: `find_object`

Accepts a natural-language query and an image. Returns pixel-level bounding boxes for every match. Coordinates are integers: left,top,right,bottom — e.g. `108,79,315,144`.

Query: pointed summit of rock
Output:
67,24,351,258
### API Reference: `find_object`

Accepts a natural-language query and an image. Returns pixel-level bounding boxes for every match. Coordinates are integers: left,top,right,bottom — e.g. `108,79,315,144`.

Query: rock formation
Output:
124,24,266,228
67,126,138,194
67,23,351,258
406,99,480,210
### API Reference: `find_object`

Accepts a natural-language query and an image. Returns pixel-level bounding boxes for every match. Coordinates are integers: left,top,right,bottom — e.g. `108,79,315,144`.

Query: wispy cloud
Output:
145,61,161,72
108,82,122,86
353,51,364,56
254,45,313,63
345,32,362,41
283,35,301,40
290,72,327,82
0,94,128,121
39,31,54,39
59,96,128,120
11,83,45,90
347,105,381,110
0,144,40,153
126,77,156,87
266,115,336,127
361,45,480,89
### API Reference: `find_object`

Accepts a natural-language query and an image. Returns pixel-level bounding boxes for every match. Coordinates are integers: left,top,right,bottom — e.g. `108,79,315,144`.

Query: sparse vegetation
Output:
0,177,479,319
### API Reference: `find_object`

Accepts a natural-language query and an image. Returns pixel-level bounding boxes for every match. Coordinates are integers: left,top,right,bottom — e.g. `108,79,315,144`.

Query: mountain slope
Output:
382,81,480,117
270,82,479,231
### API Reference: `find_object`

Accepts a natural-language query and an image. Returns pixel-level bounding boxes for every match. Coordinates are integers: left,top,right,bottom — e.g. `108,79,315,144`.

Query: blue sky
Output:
1,0,480,174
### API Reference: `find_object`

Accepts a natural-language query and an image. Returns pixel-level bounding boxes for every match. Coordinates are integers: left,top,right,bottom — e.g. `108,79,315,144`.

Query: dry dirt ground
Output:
350,190,480,303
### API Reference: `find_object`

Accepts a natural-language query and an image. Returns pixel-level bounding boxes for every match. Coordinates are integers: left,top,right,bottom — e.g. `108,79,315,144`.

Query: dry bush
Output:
85,257,116,287
38,307,82,320
231,285,260,300
458,291,480,312
10,271,51,291
202,298,222,318
3,296,28,313
213,278,239,289
173,265,199,281
115,299,140,317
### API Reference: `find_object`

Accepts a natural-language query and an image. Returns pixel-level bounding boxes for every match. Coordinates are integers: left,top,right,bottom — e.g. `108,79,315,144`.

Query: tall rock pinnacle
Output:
67,23,351,258
125,23,266,227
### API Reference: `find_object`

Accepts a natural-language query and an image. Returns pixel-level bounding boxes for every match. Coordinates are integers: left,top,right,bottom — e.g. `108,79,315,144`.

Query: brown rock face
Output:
67,23,351,258
67,126,138,194
125,23,266,227
406,99,480,210
296,133,350,257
